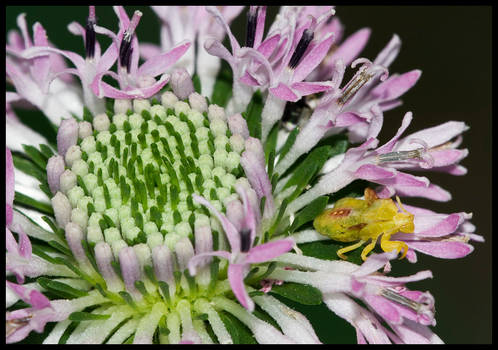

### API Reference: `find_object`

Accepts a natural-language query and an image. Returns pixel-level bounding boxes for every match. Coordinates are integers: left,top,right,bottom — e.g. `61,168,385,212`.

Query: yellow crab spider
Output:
313,188,415,261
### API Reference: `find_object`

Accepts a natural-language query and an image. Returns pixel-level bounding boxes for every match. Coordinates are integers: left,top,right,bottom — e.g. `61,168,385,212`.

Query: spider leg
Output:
337,240,365,260
380,233,409,259
360,236,380,261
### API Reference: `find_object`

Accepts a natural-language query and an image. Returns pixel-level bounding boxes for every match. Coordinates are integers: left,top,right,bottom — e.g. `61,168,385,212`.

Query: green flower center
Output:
65,98,244,254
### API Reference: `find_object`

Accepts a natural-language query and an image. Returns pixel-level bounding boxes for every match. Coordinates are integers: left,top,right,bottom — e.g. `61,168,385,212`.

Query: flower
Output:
393,204,483,262
5,5,482,344
188,185,295,311
6,14,83,122
145,6,244,98
91,6,191,99
271,252,443,343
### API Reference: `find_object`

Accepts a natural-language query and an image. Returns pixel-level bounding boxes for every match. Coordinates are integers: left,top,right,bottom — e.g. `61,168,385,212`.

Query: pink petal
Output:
94,74,169,99
333,27,371,67
383,171,430,188
240,71,261,86
371,70,421,102
366,270,433,286
257,33,280,58
293,33,335,83
269,83,299,102
245,239,294,264
397,121,468,151
206,6,240,53
254,6,267,47
18,232,33,259
6,148,15,206
227,263,254,311
405,241,473,259
429,149,468,167
138,41,191,78
113,5,130,29
354,252,396,278
139,43,162,61
354,164,396,181
376,112,413,154
335,112,367,128
193,194,240,253
6,204,13,227
6,227,18,254
6,281,50,309
204,38,235,70
96,42,119,75
415,213,461,237
22,46,85,74
394,183,451,202
365,294,402,324
374,34,401,68
17,13,32,48
291,81,333,96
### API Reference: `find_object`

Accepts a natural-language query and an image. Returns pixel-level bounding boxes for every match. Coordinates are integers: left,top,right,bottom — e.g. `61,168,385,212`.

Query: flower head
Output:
5,5,482,344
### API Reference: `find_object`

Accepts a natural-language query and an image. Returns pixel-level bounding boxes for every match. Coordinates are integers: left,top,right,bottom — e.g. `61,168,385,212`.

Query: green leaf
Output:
83,106,94,123
219,311,257,344
192,73,202,94
253,306,281,331
119,291,137,308
264,124,279,163
241,90,263,139
248,291,265,297
211,61,233,107
269,282,322,305
39,183,52,199
277,126,299,160
22,144,48,170
31,244,63,265
14,192,53,215
283,145,331,199
37,277,89,299
288,196,328,234
39,144,55,159
12,154,47,183
157,281,171,303
298,240,363,265
47,240,71,256
69,312,110,321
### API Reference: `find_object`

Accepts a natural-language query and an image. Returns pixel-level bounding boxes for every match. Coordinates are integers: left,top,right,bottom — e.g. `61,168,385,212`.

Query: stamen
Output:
119,10,142,72
380,287,433,313
85,6,96,59
239,228,252,253
376,149,424,163
376,139,435,169
245,6,259,48
338,59,388,106
288,28,314,69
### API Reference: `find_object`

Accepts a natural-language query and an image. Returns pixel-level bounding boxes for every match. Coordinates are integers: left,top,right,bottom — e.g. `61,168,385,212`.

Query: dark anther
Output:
288,29,314,69
119,33,133,72
245,7,259,48
239,228,252,253
85,18,96,59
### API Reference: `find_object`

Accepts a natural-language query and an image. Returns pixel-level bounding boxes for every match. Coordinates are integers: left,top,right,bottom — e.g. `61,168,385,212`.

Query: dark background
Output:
5,5,491,344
